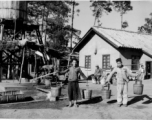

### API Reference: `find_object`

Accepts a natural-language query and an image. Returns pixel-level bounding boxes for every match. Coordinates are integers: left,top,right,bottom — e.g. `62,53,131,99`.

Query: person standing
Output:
94,65,102,84
106,58,138,107
58,59,87,107
138,64,145,81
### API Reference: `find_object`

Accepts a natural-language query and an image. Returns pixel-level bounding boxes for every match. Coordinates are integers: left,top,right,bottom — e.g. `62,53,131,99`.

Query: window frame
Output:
102,54,110,70
85,55,91,69
131,55,140,70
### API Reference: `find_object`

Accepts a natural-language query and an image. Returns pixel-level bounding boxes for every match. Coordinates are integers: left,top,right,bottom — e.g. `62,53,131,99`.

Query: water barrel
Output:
0,1,27,20
101,89,111,99
133,81,143,95
51,86,61,97
83,89,92,100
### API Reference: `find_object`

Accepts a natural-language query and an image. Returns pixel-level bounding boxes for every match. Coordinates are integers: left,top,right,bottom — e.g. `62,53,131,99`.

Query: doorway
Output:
145,61,152,79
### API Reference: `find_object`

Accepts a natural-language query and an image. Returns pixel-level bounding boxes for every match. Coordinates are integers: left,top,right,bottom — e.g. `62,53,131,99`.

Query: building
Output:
73,27,152,79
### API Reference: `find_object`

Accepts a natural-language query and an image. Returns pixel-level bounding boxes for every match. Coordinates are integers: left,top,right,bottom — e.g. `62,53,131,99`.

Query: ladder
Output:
35,28,48,65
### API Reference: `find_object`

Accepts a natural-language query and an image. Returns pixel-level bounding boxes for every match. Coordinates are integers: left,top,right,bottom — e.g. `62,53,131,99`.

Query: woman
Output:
58,59,87,107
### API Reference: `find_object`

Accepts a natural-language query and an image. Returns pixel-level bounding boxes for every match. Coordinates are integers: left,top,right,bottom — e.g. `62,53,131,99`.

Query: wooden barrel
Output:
0,1,27,20
101,90,111,99
133,83,143,95
51,86,61,97
84,89,92,100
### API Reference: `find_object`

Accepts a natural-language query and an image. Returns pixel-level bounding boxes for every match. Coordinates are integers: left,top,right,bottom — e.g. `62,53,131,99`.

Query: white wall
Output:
79,34,120,76
140,53,152,66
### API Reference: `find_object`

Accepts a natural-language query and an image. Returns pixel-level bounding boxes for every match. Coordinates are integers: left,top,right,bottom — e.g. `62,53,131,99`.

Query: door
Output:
145,61,151,79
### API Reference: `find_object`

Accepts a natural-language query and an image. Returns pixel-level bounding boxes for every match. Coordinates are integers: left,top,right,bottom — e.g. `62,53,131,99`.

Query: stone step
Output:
0,83,36,92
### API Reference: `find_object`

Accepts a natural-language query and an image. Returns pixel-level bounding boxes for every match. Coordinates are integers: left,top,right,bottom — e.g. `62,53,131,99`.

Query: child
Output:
106,58,138,107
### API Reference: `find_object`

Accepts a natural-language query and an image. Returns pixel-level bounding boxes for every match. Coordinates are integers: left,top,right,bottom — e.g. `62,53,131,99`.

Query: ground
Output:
0,79,152,119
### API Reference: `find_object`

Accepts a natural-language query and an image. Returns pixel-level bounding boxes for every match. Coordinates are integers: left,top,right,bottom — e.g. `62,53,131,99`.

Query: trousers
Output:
117,82,128,105
68,81,81,101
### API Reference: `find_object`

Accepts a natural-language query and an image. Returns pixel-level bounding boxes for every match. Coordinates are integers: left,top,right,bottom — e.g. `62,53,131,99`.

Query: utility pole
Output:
71,0,75,52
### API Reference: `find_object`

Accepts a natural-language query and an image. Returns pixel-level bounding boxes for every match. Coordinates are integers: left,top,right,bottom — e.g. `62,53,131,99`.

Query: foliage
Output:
90,1,133,29
113,1,132,29
138,13,152,34
27,1,81,51
112,1,133,16
122,21,128,29
90,1,112,26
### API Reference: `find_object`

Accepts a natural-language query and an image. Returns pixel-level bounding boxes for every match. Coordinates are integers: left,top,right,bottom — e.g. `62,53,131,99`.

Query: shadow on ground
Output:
78,96,102,105
107,99,117,104
106,94,152,105
128,94,152,105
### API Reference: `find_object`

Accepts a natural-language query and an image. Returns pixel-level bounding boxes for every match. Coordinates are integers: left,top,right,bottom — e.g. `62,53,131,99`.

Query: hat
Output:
116,58,122,63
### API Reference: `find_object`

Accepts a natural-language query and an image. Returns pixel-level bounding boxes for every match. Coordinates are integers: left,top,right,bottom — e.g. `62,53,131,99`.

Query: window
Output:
131,55,140,70
85,55,91,69
102,54,110,69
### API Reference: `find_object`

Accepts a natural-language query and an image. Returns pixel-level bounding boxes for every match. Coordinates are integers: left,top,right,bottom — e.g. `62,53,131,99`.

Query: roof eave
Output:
72,27,93,53
142,50,152,59
72,27,120,53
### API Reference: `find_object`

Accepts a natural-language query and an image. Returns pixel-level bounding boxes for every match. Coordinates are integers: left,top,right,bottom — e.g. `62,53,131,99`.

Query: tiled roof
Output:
73,26,152,58
93,27,152,56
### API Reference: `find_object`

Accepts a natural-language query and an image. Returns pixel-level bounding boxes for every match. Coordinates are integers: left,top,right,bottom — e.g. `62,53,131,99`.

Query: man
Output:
94,65,102,84
106,58,138,107
58,59,87,107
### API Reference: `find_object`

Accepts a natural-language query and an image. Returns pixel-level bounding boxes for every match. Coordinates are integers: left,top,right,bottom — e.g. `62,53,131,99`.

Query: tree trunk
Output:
0,51,2,82
121,14,123,30
0,24,4,41
7,59,10,79
94,16,97,26
34,54,37,77
19,48,25,83
71,1,75,51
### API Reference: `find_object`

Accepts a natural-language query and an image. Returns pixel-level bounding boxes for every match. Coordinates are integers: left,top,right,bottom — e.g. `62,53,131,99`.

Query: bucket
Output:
45,79,51,87
101,89,111,99
51,86,61,97
92,79,96,84
83,89,92,100
136,80,142,85
133,83,143,95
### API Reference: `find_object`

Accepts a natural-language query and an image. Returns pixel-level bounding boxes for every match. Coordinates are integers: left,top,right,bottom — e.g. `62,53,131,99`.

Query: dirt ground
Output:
0,79,152,119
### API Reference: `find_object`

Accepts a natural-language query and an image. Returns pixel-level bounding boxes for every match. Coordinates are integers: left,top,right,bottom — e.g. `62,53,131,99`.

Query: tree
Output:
90,1,133,29
138,13,152,34
112,1,133,29
122,21,128,29
90,1,113,26
27,1,81,51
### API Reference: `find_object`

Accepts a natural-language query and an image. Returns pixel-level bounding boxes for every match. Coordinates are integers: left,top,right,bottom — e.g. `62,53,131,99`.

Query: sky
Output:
72,1,152,38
